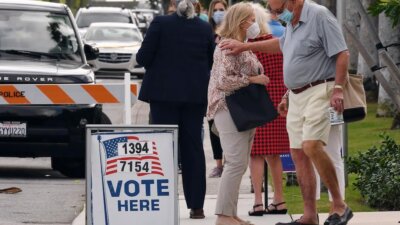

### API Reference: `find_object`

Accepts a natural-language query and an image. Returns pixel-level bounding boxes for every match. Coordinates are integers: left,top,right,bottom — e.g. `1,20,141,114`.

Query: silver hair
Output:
176,0,198,19
251,3,271,35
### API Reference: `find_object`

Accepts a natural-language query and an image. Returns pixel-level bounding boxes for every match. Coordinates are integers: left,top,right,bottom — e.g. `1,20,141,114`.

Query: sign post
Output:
86,125,178,225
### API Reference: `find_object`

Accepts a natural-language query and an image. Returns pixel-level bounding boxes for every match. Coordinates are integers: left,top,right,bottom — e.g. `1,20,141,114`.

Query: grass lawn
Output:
281,102,400,214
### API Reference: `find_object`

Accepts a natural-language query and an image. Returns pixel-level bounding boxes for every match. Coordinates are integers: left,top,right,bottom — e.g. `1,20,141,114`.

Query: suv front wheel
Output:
52,112,111,178
51,157,85,178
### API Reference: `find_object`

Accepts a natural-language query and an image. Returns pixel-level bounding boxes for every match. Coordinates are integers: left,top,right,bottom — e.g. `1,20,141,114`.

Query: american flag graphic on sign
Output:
101,136,164,176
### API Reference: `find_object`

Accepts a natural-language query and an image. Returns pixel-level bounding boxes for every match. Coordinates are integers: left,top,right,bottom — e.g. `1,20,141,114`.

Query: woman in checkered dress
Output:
247,4,290,216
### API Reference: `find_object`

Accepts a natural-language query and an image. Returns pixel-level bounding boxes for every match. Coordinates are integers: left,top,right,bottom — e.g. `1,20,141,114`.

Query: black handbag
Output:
226,84,278,132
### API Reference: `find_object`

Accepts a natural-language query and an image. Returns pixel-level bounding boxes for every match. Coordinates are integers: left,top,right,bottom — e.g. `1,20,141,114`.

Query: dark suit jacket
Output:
136,13,215,104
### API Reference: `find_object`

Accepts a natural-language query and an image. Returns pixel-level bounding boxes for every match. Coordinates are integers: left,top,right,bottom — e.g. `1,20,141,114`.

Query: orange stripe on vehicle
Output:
37,85,75,104
0,85,30,104
81,85,119,103
131,84,137,96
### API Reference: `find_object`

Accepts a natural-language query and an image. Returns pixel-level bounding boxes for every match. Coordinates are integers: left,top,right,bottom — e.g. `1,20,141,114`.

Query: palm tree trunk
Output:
377,13,400,126
357,0,379,101
345,1,360,74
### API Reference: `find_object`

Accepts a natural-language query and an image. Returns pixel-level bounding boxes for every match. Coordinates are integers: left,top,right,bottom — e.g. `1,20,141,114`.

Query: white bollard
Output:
124,73,132,125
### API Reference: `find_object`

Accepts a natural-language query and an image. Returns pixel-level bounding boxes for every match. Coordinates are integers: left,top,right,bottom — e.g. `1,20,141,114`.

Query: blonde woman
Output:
207,2,269,225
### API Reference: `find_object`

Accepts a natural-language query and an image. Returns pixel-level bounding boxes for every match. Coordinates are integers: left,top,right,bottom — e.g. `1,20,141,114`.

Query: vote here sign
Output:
87,127,178,225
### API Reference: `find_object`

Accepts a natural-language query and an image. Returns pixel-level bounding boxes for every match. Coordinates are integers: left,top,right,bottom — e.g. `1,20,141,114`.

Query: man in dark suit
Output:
136,0,215,219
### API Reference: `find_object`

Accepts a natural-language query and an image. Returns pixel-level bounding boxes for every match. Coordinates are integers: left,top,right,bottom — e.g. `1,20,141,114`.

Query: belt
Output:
290,78,335,94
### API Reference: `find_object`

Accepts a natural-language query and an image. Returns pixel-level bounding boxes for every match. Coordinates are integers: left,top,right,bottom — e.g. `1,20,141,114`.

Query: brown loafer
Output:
190,208,205,219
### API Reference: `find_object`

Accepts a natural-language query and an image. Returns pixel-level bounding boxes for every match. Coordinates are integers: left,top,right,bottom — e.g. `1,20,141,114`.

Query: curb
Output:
71,204,85,225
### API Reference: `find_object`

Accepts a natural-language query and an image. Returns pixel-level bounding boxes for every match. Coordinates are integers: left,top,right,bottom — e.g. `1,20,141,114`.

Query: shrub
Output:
347,134,400,210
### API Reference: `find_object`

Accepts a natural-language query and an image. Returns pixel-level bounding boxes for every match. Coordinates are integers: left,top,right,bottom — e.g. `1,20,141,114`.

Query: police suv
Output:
0,1,110,177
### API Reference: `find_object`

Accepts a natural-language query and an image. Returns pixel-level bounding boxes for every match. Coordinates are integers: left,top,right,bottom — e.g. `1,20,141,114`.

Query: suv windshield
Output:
85,27,143,43
76,13,132,28
0,10,81,62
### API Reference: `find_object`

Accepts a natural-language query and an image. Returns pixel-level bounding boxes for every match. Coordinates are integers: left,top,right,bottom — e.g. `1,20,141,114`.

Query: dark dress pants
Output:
208,120,223,160
150,101,206,209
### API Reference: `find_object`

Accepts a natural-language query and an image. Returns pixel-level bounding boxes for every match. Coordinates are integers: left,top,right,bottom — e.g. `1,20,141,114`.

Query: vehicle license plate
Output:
0,122,27,137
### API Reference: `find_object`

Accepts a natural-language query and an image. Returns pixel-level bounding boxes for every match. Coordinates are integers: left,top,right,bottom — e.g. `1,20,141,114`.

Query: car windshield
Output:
0,10,81,62
77,13,132,28
85,27,142,43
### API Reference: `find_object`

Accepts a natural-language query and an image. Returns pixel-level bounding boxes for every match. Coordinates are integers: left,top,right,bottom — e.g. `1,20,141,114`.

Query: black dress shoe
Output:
276,221,318,225
276,215,319,225
190,208,205,219
324,207,353,225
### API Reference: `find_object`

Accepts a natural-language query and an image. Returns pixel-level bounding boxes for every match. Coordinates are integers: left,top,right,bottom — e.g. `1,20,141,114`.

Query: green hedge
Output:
347,134,400,210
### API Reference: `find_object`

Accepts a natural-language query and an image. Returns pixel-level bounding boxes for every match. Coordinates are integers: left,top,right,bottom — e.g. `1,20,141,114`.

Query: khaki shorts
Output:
286,82,334,149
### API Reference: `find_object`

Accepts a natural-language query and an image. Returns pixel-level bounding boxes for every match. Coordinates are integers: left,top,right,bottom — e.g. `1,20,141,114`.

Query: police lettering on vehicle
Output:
0,91,25,98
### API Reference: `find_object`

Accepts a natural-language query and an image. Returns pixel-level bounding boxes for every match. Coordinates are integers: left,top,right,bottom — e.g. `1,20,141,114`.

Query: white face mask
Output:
246,22,260,39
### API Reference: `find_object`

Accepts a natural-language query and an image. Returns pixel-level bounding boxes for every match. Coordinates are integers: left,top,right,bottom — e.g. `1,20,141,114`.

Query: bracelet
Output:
334,84,343,90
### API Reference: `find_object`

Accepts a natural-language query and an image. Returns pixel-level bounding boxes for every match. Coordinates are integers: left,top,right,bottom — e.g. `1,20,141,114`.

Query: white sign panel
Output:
87,127,178,225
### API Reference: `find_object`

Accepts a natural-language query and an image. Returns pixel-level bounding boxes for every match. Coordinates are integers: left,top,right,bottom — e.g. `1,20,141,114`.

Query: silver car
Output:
84,22,145,78
75,6,141,37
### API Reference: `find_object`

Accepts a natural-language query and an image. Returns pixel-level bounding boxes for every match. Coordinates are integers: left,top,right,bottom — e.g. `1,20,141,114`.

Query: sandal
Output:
264,202,288,215
248,204,264,216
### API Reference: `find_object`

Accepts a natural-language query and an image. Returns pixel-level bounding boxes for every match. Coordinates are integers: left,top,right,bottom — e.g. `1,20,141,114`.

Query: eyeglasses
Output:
213,8,225,12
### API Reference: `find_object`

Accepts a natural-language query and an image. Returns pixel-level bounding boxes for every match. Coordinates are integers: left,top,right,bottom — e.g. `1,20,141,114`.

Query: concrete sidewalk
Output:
72,193,400,225
73,100,400,225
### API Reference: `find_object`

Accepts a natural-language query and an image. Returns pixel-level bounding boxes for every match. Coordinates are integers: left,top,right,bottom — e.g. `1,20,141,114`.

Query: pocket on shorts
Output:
326,81,334,99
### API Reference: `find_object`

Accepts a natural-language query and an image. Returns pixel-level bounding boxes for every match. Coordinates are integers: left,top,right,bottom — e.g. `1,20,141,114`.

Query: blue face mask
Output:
212,11,225,25
278,9,293,23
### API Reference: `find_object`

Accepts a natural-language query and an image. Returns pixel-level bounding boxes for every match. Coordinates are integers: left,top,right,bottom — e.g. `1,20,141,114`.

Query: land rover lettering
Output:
16,77,54,82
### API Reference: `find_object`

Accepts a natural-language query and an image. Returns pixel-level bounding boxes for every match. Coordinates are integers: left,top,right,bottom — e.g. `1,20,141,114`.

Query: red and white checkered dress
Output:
249,34,290,156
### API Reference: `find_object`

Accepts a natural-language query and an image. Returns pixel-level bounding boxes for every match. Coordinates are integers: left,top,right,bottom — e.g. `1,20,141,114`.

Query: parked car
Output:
75,6,141,37
0,0,110,177
132,8,160,34
84,22,145,78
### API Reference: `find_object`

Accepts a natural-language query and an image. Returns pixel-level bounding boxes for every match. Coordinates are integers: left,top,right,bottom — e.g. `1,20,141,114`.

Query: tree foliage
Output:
41,0,88,14
200,0,249,10
368,0,400,27
200,0,211,9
